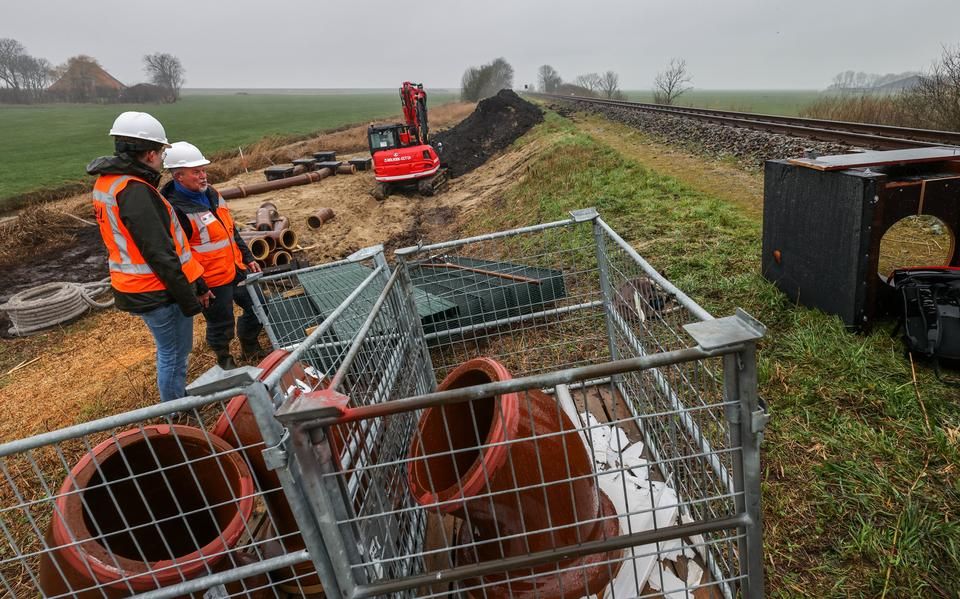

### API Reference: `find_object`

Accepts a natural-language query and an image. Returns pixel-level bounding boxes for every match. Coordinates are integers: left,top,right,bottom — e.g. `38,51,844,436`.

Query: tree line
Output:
537,59,693,105
805,46,960,131
0,38,185,104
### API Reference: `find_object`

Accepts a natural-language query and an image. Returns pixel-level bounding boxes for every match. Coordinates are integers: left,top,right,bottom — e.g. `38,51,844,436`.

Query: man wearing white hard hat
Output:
160,141,264,370
87,112,214,402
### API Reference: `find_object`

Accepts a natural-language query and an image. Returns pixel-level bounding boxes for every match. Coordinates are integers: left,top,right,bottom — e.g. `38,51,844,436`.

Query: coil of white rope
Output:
1,278,114,336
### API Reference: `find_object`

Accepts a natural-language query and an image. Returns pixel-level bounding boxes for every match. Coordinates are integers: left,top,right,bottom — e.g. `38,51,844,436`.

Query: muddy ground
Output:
0,94,548,435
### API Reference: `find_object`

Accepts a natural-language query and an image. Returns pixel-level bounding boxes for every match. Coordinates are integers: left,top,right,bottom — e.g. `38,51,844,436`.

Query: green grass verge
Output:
0,91,458,205
474,112,960,597
622,89,826,116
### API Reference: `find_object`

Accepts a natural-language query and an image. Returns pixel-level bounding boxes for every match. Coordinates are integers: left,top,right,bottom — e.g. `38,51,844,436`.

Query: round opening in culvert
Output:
878,215,956,280
80,434,245,561
411,368,497,494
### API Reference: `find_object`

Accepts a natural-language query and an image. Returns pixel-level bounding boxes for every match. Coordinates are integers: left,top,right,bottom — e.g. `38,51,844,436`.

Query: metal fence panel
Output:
276,210,767,598
0,388,321,598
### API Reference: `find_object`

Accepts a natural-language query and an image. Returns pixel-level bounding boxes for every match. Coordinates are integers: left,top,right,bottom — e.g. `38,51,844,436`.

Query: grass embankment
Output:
0,91,458,207
471,112,960,597
622,89,824,116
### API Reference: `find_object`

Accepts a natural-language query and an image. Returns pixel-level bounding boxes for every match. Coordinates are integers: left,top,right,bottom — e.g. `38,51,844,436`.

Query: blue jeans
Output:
139,303,194,402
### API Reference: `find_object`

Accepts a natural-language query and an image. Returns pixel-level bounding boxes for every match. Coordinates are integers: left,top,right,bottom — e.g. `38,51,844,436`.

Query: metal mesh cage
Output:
0,209,766,598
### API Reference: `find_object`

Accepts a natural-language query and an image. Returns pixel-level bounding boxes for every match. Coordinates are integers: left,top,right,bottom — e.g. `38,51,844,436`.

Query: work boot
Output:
239,336,269,363
215,348,238,370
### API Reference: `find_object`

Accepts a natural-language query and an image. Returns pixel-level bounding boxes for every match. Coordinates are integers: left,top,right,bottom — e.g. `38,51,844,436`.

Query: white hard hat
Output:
109,111,169,146
164,141,211,169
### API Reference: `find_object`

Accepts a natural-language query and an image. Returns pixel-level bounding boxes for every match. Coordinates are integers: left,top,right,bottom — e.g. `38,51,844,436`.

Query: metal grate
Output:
0,388,320,598
277,209,767,598
0,209,767,598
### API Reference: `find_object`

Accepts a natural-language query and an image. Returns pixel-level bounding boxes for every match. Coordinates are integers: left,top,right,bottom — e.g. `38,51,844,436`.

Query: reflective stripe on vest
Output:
92,174,204,293
180,190,244,287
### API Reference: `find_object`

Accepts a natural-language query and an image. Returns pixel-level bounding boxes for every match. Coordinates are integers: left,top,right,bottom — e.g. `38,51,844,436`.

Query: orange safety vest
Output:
92,174,204,293
182,190,247,287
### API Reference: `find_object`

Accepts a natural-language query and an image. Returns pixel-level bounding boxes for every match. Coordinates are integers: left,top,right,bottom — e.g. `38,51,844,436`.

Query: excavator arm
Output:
400,81,429,144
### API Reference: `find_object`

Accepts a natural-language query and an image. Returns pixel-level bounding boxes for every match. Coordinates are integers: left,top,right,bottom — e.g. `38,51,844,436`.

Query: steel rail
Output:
532,92,960,149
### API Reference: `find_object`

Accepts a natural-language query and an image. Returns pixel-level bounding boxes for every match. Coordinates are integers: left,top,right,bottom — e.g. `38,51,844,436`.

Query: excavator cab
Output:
367,124,420,154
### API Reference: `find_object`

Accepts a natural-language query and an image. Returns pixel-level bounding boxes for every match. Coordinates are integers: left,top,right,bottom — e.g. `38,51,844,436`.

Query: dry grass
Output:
799,94,920,128
0,204,82,268
878,216,955,278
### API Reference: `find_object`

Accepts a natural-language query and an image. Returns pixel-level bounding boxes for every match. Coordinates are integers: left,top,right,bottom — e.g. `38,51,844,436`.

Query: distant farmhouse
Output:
46,57,168,103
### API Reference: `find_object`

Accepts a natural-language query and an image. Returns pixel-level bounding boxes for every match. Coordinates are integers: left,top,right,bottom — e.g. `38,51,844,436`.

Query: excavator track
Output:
417,168,448,197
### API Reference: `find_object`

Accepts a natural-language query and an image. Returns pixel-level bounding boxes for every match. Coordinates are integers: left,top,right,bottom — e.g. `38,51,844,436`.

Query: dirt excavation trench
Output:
0,95,543,334
0,93,545,435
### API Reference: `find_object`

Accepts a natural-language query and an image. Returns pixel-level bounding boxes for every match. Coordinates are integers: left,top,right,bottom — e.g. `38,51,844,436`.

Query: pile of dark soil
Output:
432,89,543,178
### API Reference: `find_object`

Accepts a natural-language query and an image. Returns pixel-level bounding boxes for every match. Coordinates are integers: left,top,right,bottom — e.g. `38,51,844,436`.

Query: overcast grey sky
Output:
6,0,958,90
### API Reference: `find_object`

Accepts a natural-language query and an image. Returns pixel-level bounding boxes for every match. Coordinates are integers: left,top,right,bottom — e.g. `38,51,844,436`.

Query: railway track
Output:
532,93,960,150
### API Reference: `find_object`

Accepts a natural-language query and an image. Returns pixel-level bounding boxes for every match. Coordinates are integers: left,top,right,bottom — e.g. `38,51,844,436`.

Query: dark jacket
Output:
159,181,256,285
86,154,208,315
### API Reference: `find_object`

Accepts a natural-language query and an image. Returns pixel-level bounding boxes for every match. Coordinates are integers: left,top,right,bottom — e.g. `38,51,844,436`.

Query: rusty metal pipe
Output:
407,357,620,598
272,215,290,232
219,168,333,200
38,425,256,597
242,236,271,260
336,164,356,175
307,208,335,229
240,231,280,251
269,250,292,267
255,204,278,231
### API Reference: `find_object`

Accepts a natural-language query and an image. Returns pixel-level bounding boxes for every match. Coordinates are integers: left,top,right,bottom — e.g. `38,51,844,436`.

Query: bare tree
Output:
598,70,622,99
574,73,602,94
537,65,562,93
461,57,514,101
0,38,28,101
143,52,185,102
653,58,692,105
19,56,52,101
0,38,55,102
909,45,960,131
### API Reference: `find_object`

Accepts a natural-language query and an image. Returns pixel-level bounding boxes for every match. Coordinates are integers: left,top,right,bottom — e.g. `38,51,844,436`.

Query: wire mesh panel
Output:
269,262,437,592
396,214,611,381
0,387,321,598
596,218,745,592
277,209,767,598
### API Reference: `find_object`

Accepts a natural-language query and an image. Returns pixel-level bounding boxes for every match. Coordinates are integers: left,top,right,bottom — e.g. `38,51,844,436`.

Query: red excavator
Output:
368,82,447,201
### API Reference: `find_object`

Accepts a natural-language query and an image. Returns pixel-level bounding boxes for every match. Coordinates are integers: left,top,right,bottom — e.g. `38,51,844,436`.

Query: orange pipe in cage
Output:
39,425,259,597
212,350,326,594
407,357,621,599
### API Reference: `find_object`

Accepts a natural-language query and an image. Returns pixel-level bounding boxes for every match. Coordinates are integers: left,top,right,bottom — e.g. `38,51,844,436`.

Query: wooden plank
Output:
788,147,960,171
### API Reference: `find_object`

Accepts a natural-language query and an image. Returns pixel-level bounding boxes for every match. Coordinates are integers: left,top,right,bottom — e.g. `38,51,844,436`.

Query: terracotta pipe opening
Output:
278,229,298,250
409,367,508,501
247,237,270,260
306,208,335,229
407,358,621,599
41,426,254,594
83,438,236,559
270,250,292,266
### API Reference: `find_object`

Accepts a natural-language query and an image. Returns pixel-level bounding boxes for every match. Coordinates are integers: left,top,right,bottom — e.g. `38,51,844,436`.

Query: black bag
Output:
891,267,960,383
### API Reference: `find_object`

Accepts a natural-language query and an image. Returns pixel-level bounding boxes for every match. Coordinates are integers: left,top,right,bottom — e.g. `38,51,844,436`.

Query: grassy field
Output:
622,89,825,116
468,112,960,597
0,90,458,206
